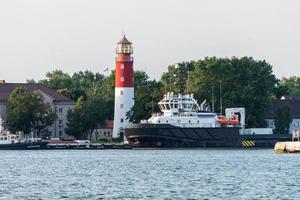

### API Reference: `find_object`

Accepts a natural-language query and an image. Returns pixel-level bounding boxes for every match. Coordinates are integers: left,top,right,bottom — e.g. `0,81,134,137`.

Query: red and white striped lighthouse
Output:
113,35,134,140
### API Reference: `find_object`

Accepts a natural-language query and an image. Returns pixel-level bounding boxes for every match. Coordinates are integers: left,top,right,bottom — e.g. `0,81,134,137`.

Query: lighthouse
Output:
113,35,134,140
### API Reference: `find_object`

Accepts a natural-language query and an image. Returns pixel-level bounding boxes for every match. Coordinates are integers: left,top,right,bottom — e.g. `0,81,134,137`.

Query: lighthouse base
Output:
113,87,134,140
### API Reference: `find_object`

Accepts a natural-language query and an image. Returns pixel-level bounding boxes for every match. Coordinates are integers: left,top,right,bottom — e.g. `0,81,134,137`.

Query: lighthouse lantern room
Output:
113,36,134,140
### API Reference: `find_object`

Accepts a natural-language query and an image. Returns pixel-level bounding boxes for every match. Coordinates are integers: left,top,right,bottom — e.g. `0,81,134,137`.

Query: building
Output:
266,96,300,134
113,36,134,140
91,120,113,141
0,81,75,138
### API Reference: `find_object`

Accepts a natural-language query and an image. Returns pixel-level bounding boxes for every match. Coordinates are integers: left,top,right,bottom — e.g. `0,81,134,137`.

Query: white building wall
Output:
266,118,300,134
113,87,134,139
0,92,74,139
0,102,7,131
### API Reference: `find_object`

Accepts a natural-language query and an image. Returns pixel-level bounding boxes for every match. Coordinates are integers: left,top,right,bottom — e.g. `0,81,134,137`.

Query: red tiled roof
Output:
0,83,74,102
117,36,131,44
105,120,114,129
97,120,114,129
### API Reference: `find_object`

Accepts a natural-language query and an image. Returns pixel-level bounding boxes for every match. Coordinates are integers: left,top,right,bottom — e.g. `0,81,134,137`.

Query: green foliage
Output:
41,56,286,129
39,69,105,101
161,61,194,94
7,87,56,136
278,76,300,96
99,71,115,119
128,71,164,122
185,57,277,127
66,95,108,139
274,105,292,134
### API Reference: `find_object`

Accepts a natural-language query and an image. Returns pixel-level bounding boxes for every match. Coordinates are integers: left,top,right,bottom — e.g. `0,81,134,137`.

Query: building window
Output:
58,119,63,128
120,76,124,82
58,107,63,114
120,64,124,69
120,90,123,95
120,104,124,109
121,118,124,123
59,130,62,137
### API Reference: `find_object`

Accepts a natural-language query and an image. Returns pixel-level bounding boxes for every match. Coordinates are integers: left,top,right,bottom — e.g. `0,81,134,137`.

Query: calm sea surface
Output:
0,149,299,200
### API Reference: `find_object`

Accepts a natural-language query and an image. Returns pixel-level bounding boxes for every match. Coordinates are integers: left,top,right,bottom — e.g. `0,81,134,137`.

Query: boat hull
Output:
125,124,292,148
0,141,48,150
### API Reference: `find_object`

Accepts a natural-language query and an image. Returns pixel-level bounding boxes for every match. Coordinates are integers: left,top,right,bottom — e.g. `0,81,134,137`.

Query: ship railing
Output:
151,113,162,117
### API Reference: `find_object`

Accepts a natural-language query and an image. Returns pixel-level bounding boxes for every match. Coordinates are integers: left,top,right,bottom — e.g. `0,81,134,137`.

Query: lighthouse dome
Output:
116,35,133,54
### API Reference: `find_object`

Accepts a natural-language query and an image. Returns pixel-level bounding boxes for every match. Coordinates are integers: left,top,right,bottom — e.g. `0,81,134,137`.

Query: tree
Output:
278,76,300,96
274,105,292,134
39,70,72,91
185,57,276,128
161,61,194,94
128,71,164,122
39,70,105,101
66,95,108,139
99,71,115,120
65,97,85,139
7,87,57,137
31,93,57,136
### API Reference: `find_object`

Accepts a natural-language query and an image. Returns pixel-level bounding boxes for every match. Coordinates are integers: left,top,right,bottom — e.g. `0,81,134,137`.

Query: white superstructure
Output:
142,92,245,129
144,93,219,128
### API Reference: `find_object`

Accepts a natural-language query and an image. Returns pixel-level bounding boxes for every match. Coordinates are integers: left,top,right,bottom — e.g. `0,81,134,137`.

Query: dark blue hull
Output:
0,141,48,150
125,124,291,148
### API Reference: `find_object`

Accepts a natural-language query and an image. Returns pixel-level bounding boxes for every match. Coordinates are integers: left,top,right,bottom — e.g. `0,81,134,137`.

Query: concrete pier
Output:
274,141,300,153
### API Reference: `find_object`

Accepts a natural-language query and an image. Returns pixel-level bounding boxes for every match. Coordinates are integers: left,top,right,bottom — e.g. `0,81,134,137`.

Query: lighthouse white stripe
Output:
113,87,134,139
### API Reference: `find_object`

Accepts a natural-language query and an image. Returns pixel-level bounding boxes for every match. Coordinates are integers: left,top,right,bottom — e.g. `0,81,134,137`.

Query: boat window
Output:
0,137,3,140
189,120,191,123
11,136,14,139
159,105,163,110
158,120,160,123
4,137,7,140
166,104,170,110
174,104,178,108
166,120,168,123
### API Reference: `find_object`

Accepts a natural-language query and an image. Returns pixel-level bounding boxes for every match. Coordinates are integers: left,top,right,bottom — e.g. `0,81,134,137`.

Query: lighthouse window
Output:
121,118,124,123
120,104,124,109
120,77,124,82
120,64,124,69
120,90,123,95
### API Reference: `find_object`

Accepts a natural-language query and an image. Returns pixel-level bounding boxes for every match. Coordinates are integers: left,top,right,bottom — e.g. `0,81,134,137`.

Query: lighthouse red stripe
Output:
115,61,134,87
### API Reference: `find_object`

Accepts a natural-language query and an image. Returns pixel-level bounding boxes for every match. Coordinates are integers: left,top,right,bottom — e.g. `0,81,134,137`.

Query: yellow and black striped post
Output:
242,140,255,148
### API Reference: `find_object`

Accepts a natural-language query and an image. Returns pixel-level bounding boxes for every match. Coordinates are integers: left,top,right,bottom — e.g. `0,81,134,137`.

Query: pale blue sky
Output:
0,0,299,82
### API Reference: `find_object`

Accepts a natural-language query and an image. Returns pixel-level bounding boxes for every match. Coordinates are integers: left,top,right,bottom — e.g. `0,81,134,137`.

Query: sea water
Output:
0,149,299,200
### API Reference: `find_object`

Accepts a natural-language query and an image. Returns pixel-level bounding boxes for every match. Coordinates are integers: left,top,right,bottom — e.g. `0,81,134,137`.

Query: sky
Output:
0,0,299,82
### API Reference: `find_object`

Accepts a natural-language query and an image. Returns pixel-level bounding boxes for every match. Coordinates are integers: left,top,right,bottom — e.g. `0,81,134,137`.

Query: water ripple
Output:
0,149,299,199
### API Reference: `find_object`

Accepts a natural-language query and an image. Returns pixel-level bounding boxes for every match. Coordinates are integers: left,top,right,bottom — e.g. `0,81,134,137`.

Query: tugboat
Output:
0,131,48,150
125,93,291,148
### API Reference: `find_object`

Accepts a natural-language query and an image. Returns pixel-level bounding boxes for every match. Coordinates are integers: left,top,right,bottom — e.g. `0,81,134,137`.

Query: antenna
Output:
219,85,222,115
211,86,215,112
